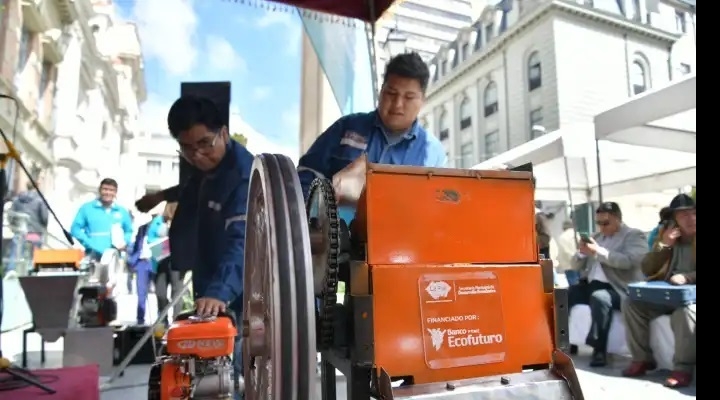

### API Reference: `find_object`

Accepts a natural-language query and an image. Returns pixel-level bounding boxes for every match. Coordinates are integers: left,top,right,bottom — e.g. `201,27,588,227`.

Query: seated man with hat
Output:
622,193,696,388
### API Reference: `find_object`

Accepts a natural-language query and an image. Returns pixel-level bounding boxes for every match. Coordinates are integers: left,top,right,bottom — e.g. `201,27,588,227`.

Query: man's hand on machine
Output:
332,153,367,205
195,297,226,317
135,191,164,213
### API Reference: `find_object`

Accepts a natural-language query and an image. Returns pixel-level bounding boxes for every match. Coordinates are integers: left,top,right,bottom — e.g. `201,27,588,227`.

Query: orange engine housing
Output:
165,316,238,358
351,165,557,385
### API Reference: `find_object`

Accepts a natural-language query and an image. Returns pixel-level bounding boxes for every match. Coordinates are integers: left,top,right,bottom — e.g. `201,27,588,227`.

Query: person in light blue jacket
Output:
70,178,133,261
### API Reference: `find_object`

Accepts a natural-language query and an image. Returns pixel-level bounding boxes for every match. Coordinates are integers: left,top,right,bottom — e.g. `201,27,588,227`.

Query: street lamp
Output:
384,26,408,57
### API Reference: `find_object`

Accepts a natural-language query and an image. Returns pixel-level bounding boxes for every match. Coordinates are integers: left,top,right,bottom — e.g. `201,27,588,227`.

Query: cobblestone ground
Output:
1,278,696,400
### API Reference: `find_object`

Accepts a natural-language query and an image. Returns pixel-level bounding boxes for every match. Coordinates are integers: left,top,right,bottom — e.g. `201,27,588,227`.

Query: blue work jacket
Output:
297,110,446,221
127,222,153,273
70,200,133,257
169,140,252,316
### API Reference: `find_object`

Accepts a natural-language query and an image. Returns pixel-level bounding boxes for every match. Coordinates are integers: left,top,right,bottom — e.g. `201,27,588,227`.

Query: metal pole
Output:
366,0,379,106
99,278,191,391
562,156,579,251
594,138,604,203
366,22,379,106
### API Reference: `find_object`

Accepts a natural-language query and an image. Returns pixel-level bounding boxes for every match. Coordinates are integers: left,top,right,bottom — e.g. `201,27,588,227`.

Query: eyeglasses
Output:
177,134,219,158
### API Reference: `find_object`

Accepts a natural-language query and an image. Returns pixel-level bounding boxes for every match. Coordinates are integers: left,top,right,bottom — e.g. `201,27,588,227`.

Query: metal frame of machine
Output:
242,154,585,400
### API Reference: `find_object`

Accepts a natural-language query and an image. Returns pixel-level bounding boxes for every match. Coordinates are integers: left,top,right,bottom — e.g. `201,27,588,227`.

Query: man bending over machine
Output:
135,95,252,397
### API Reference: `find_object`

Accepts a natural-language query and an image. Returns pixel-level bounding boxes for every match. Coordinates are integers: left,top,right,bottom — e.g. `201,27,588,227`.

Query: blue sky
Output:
117,0,303,156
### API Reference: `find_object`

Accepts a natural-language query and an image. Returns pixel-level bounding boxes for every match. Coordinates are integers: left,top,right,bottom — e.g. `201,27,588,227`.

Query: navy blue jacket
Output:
297,111,446,221
169,140,253,315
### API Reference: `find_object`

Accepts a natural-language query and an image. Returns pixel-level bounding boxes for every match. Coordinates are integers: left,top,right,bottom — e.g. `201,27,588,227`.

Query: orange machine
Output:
32,248,83,272
148,313,237,400
240,154,584,400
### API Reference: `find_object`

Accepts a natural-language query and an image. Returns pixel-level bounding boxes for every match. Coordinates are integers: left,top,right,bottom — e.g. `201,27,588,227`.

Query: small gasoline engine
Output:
148,313,237,400
75,257,117,327
77,285,117,327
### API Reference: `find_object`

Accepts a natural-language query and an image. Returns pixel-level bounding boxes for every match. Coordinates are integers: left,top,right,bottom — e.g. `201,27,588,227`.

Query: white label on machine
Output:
176,339,226,350
419,271,507,369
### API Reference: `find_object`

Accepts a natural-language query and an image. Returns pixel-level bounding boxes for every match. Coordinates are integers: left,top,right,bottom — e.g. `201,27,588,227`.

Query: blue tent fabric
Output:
300,11,375,114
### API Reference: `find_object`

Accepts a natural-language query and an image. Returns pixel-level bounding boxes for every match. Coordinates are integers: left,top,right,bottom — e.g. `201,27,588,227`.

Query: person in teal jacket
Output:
70,178,133,261
647,207,671,248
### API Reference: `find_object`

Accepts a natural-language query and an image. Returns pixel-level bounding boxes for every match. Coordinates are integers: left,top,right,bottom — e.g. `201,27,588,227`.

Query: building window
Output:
474,25,483,51
459,98,472,130
528,52,542,91
529,108,544,139
17,29,30,71
461,42,469,61
631,60,648,95
441,60,448,75
438,111,449,141
484,82,499,117
146,160,162,175
460,142,474,168
680,63,692,75
675,11,687,33
172,161,180,172
484,131,500,160
485,23,494,42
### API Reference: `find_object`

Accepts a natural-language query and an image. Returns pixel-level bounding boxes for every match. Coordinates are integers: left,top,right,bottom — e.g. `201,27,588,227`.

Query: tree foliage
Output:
231,133,248,146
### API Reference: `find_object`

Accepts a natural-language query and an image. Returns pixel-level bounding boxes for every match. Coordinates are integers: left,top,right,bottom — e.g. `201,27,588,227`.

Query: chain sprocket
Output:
306,178,340,350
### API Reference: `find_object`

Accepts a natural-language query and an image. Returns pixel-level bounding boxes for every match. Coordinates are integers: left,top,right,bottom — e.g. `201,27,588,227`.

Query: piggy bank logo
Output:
425,281,452,300
427,328,446,351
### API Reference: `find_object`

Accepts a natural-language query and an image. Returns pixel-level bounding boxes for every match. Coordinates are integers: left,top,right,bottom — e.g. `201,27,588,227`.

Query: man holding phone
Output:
622,194,696,388
567,202,648,367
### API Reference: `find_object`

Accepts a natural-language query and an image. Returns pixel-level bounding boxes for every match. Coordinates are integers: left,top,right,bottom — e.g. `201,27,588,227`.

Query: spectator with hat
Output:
622,193,696,388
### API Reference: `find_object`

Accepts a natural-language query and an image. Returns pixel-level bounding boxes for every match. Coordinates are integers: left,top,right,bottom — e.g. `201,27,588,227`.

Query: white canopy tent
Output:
472,124,696,205
595,74,696,154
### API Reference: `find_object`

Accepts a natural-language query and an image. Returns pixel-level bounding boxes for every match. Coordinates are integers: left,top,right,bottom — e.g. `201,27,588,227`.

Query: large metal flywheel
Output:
242,154,317,400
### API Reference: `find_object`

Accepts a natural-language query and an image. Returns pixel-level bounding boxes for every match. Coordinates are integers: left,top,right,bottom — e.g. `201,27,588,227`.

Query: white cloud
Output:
133,0,198,77
205,35,247,73
252,86,271,100
229,107,299,164
140,93,173,134
281,103,300,133
255,9,302,56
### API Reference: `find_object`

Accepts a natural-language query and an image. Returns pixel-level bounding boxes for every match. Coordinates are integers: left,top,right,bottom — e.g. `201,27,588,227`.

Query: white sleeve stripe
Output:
225,215,247,230
297,166,326,179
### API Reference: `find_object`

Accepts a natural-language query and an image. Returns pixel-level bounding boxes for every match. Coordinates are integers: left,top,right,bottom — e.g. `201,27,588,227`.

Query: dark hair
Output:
596,201,622,219
167,95,224,139
100,178,118,188
659,206,672,220
383,52,430,93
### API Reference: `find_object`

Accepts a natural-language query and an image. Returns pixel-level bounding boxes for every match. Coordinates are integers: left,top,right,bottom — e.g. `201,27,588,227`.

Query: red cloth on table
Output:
5,364,99,400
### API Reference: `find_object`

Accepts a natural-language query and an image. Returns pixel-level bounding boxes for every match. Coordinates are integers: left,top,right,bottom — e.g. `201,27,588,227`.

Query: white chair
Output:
569,304,675,370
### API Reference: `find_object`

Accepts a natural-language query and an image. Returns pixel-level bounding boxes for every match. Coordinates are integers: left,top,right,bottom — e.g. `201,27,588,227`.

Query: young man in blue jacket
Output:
71,178,133,271
297,52,446,202
135,96,252,389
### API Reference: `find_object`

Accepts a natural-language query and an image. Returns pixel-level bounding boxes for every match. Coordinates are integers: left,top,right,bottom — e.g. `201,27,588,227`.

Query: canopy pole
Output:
594,138,604,203
366,0,379,106
562,156,579,251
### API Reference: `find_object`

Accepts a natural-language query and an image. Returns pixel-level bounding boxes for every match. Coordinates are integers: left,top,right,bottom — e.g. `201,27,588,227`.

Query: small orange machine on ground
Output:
241,154,584,400
148,313,238,400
